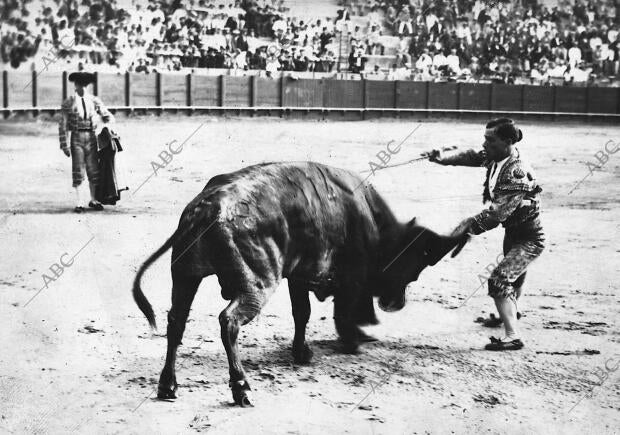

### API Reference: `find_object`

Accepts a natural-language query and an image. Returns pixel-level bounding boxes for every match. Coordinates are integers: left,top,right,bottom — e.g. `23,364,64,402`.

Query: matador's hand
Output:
428,149,441,162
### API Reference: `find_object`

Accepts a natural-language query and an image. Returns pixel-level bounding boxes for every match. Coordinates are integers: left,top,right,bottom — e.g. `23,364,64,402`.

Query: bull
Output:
133,162,467,406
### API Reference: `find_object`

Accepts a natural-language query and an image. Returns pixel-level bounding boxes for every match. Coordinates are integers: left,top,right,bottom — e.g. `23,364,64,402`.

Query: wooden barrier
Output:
428,82,458,110
396,81,427,108
587,87,619,114
192,75,219,106
523,86,555,113
130,73,157,106
555,86,587,113
282,78,324,107
491,84,523,112
255,77,280,107
6,72,32,108
98,73,125,107
324,80,363,108
223,76,251,107
459,83,491,111
37,71,64,108
2,71,619,118
160,73,187,106
365,80,394,108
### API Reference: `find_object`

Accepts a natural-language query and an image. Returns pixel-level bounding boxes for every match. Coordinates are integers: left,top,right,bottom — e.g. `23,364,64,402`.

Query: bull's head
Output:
376,218,469,312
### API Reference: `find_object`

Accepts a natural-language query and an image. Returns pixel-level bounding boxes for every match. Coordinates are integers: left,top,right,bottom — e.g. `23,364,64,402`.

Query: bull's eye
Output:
422,250,431,264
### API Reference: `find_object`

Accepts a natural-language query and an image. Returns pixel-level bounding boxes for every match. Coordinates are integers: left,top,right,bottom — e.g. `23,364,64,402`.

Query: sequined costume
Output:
437,148,545,300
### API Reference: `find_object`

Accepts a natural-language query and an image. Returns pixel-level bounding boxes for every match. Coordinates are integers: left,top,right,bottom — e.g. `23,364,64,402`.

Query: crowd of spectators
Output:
1,0,619,85
340,0,619,84
0,0,343,75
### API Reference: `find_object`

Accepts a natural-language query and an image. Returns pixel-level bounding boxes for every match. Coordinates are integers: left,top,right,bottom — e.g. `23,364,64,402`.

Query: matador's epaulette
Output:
495,159,539,194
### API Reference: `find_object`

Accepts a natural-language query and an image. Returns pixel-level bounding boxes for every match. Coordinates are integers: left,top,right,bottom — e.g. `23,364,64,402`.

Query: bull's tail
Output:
132,228,182,329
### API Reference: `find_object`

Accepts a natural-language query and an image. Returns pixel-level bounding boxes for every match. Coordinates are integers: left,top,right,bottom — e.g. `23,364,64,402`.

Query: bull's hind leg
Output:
157,273,202,399
288,280,313,364
219,288,274,407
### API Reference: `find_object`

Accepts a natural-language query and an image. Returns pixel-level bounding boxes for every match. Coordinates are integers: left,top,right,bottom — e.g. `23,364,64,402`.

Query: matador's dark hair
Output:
486,118,523,144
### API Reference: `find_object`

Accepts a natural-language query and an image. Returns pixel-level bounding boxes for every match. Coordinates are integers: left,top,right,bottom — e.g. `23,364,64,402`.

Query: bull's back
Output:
200,162,369,228
173,162,386,282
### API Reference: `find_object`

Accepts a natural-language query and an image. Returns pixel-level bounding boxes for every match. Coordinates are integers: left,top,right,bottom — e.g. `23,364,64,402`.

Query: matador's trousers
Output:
488,223,545,301
70,130,99,188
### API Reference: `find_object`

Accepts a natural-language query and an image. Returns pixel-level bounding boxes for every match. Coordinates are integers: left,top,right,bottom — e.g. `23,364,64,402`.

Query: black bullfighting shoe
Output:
484,336,524,351
88,201,104,211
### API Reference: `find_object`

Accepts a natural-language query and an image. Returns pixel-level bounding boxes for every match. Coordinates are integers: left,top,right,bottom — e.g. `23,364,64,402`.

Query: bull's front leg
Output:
334,290,362,354
288,280,313,364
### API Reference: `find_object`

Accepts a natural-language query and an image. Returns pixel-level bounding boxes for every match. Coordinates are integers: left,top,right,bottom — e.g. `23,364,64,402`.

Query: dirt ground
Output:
0,116,618,435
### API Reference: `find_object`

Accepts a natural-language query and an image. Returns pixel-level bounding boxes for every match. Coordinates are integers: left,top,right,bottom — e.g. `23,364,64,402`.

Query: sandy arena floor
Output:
0,116,619,434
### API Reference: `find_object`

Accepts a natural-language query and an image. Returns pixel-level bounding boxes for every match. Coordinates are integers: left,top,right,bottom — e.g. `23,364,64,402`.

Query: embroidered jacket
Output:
436,148,542,234
58,93,114,149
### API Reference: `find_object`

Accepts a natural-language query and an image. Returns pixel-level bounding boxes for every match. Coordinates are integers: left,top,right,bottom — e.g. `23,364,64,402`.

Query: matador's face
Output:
483,132,511,162
74,83,85,96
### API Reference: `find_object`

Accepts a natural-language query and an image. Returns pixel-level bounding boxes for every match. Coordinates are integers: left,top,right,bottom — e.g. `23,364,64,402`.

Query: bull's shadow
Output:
0,206,127,215
252,336,453,369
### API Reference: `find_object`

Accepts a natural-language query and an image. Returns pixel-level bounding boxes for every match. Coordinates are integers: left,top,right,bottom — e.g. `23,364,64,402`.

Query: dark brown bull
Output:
133,162,467,406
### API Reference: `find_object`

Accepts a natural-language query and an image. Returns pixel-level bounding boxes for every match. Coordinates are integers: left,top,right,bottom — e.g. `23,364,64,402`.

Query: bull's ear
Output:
424,232,461,266
407,217,417,227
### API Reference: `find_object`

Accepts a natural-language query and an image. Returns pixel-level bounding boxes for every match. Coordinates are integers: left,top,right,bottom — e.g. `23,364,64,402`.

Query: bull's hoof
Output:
292,343,313,364
157,384,178,400
357,329,378,343
339,341,360,355
231,380,253,407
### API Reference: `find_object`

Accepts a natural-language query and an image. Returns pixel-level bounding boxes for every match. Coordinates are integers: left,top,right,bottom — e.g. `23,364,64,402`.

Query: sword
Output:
360,145,458,173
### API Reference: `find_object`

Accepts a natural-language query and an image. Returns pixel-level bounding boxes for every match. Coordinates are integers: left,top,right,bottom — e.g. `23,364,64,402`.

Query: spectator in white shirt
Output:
397,7,413,35
415,47,433,70
367,25,384,55
568,45,582,67
396,35,410,65
548,60,567,78
446,48,461,74
266,54,280,76
589,35,603,51
234,49,247,69
272,16,287,36
433,50,447,69
426,12,438,33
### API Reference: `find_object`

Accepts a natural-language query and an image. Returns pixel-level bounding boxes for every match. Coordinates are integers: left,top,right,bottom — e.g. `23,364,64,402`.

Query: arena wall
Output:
2,71,620,119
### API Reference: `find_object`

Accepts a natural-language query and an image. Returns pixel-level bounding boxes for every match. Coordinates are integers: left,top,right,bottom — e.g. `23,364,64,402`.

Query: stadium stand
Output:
1,0,618,86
